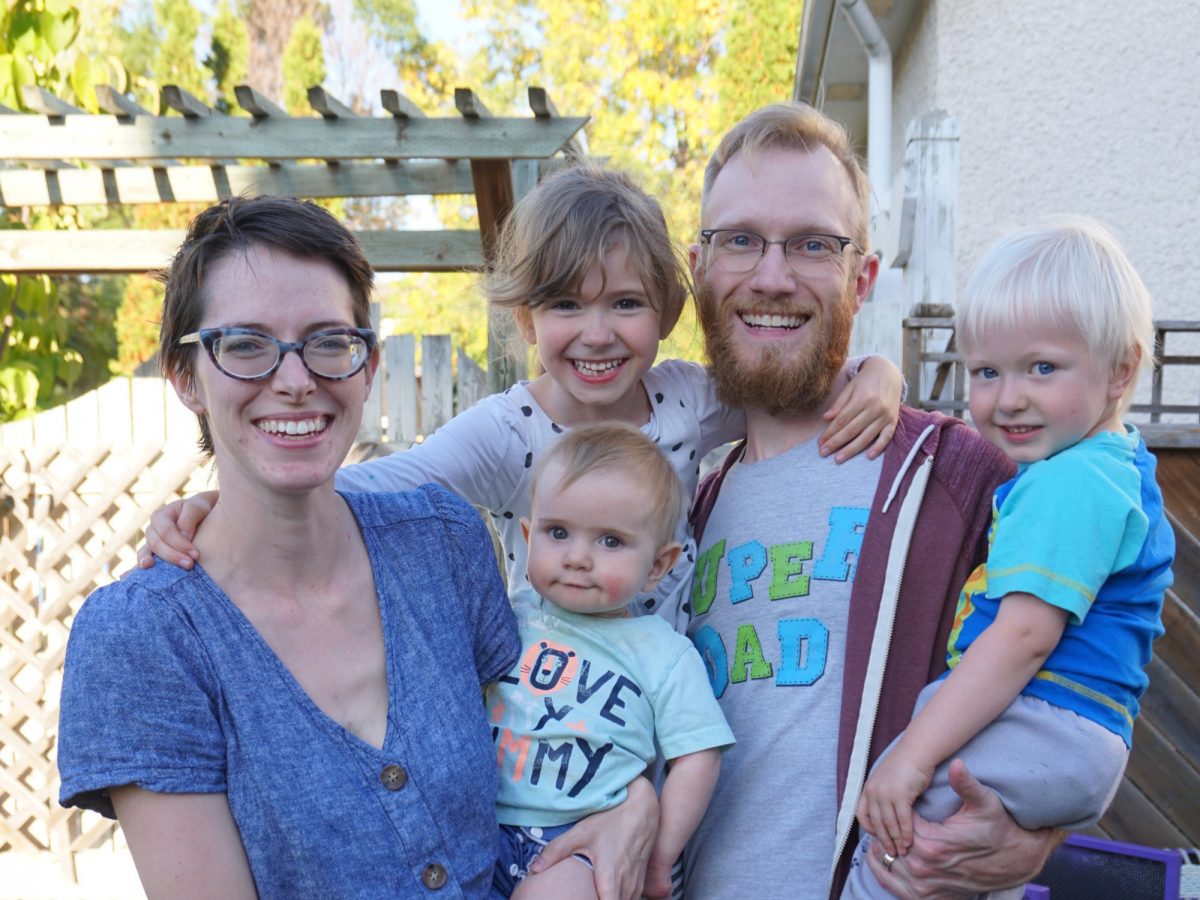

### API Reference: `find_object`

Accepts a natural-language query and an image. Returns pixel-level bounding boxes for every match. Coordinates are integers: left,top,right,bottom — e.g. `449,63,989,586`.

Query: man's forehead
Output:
702,144,859,233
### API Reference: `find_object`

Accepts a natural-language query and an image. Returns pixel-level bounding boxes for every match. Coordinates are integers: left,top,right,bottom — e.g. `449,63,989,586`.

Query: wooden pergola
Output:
0,82,589,388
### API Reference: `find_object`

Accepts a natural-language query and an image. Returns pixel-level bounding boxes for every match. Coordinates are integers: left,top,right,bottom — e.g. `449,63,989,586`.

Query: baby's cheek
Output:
603,574,634,600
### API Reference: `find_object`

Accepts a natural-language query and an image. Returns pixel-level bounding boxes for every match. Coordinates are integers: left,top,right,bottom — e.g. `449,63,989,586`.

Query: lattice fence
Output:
0,439,211,859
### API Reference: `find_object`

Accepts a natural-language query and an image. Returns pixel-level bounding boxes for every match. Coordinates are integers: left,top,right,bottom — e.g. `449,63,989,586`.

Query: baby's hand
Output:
641,858,674,899
820,356,902,463
136,490,219,570
856,750,932,858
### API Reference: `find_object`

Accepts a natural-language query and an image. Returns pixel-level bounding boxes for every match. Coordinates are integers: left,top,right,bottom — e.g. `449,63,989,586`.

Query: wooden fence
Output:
0,333,488,875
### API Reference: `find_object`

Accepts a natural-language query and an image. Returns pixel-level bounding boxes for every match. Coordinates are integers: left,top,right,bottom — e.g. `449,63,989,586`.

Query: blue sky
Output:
414,0,467,45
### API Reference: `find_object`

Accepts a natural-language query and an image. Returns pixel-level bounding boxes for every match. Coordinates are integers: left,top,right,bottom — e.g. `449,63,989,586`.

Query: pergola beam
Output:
0,159,476,207
1,83,589,394
0,115,588,162
0,229,484,274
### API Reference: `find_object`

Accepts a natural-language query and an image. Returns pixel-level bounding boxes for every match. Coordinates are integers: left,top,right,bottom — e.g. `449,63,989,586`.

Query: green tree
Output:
282,14,326,114
432,0,739,362
207,0,250,113
153,0,207,102
716,0,800,122
0,0,110,419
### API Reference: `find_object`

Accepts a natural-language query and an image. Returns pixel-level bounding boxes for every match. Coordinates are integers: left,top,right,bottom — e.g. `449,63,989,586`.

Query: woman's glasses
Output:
179,327,377,381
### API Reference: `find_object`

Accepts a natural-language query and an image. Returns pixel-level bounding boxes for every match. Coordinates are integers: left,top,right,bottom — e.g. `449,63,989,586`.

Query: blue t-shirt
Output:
58,487,520,899
946,428,1174,746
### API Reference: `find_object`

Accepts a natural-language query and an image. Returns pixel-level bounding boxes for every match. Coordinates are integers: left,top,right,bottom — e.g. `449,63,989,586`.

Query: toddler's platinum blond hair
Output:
957,216,1155,410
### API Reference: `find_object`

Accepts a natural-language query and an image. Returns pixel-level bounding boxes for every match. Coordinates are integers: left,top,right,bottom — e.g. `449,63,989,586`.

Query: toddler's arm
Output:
820,355,903,462
643,748,722,899
857,592,1068,857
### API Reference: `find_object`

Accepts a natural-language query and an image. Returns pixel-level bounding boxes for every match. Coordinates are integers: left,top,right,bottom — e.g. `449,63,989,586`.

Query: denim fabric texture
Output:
58,486,520,899
492,823,590,896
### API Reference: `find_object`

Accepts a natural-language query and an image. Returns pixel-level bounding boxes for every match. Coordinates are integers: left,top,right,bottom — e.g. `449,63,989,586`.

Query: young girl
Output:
142,163,902,628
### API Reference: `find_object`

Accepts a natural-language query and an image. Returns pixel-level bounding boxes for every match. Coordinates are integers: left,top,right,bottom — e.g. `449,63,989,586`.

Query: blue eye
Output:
548,299,579,312
1035,362,1056,375
788,235,838,258
718,231,763,252
217,334,273,358
550,526,568,540
973,367,998,380
601,535,623,549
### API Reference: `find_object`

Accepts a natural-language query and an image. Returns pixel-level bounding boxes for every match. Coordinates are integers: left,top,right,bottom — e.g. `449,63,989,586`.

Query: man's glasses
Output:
179,327,377,381
700,229,864,275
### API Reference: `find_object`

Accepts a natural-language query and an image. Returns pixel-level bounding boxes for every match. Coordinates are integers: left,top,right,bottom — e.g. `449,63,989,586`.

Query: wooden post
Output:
358,302,383,442
455,89,527,394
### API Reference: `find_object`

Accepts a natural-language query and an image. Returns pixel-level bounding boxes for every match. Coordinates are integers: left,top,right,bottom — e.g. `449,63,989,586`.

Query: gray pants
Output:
841,679,1129,900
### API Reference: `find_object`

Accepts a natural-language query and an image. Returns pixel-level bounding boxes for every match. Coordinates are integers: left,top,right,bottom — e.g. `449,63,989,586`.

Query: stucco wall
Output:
892,0,1200,322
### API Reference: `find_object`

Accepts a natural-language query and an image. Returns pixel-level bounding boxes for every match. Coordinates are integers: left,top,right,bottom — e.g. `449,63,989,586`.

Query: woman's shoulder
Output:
68,566,216,663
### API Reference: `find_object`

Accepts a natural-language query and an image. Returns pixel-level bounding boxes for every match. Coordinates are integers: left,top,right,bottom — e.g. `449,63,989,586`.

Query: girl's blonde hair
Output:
958,216,1155,409
484,162,689,344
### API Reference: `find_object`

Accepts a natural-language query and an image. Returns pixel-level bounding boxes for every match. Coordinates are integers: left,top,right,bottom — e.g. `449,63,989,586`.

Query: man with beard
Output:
681,103,1060,898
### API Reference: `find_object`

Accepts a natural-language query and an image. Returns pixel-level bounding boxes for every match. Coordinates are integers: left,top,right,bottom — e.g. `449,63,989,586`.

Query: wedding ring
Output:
881,851,897,871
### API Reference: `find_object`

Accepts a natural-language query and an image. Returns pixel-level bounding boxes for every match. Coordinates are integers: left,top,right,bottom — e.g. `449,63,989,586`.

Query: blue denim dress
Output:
58,486,519,899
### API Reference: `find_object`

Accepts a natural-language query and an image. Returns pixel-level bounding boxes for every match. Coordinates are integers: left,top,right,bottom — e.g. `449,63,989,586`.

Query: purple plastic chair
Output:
1024,833,1182,899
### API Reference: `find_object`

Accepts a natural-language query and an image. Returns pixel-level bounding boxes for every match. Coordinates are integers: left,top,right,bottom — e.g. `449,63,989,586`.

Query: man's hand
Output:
530,776,658,900
866,760,1061,899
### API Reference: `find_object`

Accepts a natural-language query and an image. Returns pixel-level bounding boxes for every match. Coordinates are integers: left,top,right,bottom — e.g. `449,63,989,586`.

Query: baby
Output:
491,421,733,898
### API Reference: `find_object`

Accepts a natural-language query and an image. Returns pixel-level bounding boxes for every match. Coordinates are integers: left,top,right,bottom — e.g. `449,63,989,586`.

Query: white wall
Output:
890,0,1200,412
893,0,1200,316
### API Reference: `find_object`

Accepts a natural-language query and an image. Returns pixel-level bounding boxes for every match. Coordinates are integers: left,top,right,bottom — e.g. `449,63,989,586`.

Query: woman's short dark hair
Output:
158,195,375,456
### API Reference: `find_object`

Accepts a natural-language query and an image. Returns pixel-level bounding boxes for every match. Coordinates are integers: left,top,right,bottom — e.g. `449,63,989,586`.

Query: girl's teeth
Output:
575,360,621,375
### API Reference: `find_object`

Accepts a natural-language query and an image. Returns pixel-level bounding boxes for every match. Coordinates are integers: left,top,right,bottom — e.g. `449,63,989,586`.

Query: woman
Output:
57,196,521,898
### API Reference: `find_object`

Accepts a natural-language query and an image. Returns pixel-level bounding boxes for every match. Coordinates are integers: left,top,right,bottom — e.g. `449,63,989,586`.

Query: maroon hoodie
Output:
691,405,1013,896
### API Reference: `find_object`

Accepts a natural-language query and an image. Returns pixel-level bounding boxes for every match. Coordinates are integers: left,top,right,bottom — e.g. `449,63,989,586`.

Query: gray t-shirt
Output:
684,438,881,898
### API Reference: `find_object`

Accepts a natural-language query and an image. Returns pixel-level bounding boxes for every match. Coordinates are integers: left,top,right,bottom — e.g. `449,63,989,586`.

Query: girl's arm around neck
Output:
112,786,257,899
334,393,523,510
819,354,903,462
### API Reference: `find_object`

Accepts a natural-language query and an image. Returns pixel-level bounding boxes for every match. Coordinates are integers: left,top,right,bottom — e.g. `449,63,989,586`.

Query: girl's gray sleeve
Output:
664,359,747,454
334,397,524,512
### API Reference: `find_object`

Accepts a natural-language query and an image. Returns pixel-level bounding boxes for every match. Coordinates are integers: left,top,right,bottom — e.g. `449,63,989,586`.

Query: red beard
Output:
696,277,855,415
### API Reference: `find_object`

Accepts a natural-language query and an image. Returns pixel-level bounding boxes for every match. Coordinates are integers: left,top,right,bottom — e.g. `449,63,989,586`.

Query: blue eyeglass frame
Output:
178,326,378,382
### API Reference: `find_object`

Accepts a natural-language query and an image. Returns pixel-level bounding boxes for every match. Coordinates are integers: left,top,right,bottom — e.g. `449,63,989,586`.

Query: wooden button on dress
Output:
422,862,447,889
379,764,407,791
